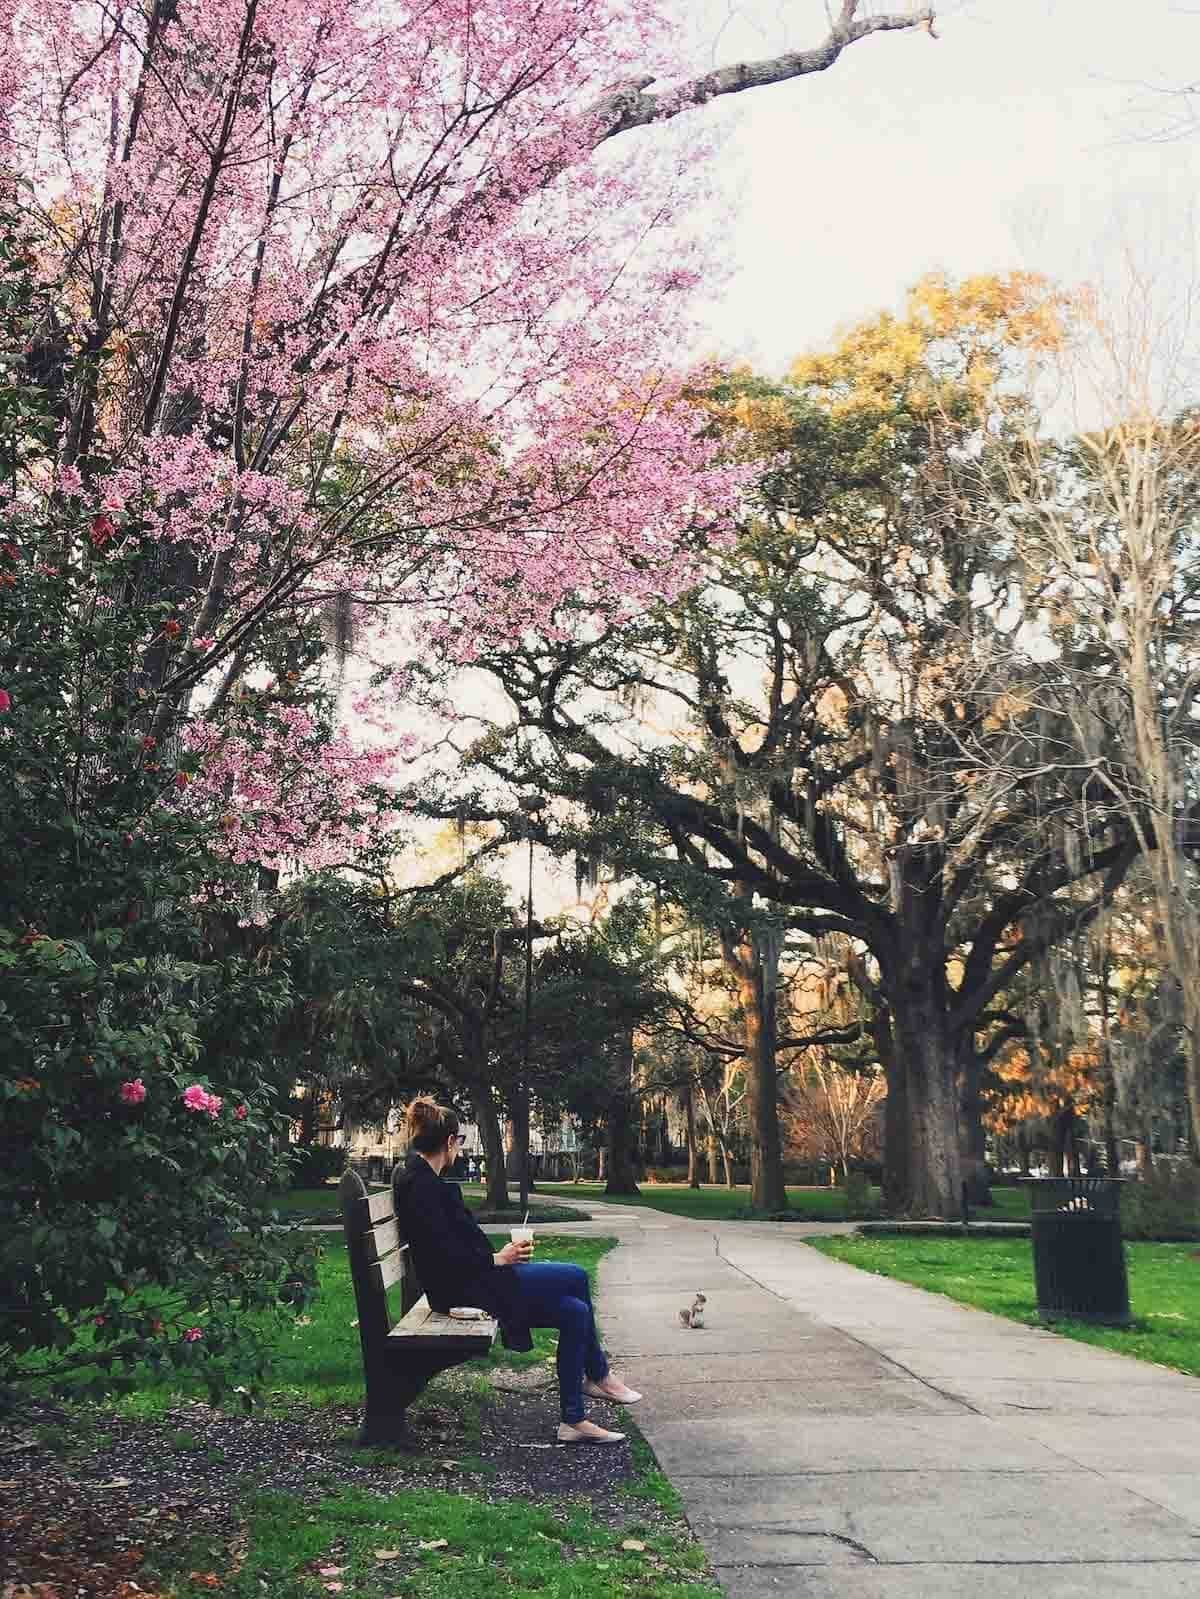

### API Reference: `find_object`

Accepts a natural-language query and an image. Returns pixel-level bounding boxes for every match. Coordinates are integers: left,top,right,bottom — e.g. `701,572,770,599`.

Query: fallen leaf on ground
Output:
621,1539,646,1552
318,1566,346,1577
417,1538,448,1552
95,1478,132,1489
187,1575,222,1589
373,1550,401,1561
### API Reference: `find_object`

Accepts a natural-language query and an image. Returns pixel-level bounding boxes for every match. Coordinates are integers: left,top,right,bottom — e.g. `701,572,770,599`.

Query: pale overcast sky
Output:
681,0,1200,370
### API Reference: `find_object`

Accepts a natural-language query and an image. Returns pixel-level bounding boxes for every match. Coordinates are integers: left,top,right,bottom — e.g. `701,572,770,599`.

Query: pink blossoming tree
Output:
0,0,933,866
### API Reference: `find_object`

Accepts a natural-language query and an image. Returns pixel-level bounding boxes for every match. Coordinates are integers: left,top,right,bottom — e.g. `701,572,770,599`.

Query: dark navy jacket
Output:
392,1151,533,1352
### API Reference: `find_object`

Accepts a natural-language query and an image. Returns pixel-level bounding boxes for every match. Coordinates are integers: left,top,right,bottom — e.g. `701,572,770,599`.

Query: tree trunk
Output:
605,1091,641,1195
888,982,962,1217
469,1084,509,1211
685,1087,701,1188
722,1143,735,1188
509,1092,532,1208
960,1049,992,1207
873,1010,909,1215
1048,1106,1074,1179
723,923,786,1212
604,1032,641,1196
706,1130,720,1183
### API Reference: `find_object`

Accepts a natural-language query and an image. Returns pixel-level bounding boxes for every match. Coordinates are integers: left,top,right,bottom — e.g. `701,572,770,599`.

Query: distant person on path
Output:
394,1096,641,1444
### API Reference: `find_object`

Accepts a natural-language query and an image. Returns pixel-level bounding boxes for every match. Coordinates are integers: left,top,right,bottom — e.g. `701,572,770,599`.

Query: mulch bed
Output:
0,1371,655,1599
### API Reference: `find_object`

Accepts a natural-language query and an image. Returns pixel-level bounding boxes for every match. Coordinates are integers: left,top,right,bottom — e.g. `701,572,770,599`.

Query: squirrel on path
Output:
678,1292,707,1329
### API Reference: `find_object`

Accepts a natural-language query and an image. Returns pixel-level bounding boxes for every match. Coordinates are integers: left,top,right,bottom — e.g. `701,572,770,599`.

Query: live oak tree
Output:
440,275,1152,1216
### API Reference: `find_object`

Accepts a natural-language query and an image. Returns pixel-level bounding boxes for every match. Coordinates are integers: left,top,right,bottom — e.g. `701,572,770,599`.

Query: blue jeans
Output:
513,1262,609,1423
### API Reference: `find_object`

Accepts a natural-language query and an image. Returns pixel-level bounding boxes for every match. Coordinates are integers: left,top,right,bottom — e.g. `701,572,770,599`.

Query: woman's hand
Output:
494,1239,534,1266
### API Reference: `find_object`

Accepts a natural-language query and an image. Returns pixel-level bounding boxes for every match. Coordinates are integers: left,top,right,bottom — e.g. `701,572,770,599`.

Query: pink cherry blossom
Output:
119,1079,147,1106
0,0,904,892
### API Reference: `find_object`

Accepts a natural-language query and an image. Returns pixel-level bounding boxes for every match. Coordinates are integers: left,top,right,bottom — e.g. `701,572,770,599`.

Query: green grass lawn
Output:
155,1484,717,1599
524,1180,1034,1223
276,1185,588,1224
271,1185,345,1219
25,1233,722,1598
286,1178,1035,1225
524,1182,857,1220
809,1234,1200,1376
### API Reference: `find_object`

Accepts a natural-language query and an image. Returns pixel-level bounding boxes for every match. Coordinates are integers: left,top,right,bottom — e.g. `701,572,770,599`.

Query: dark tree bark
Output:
722,922,787,1212
960,1048,992,1208
887,971,962,1218
685,1086,701,1188
605,1092,641,1195
466,1077,509,1211
604,1033,641,1196
1048,1105,1075,1179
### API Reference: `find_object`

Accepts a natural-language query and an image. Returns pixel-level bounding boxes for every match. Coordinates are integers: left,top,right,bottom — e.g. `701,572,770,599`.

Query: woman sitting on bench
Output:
394,1096,641,1445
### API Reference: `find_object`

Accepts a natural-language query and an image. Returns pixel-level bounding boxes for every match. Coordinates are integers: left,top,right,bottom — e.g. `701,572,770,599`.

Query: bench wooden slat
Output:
370,1248,408,1294
365,1187,395,1223
389,1294,496,1348
364,1219,403,1263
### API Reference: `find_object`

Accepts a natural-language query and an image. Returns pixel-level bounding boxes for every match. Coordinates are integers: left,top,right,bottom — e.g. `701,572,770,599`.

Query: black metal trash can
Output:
1023,1176,1131,1326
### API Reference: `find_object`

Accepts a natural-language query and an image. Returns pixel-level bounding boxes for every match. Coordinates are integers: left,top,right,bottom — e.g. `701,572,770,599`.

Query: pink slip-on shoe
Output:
557,1420,626,1445
583,1376,643,1403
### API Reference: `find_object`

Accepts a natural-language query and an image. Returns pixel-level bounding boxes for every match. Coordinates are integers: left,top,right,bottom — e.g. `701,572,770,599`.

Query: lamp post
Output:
517,793,544,1215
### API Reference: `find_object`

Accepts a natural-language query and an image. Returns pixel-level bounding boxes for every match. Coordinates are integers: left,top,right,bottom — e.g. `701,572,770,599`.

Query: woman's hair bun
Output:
405,1095,439,1133
404,1094,459,1151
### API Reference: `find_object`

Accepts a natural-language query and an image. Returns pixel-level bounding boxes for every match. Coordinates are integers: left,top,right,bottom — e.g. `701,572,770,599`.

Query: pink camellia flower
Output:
120,1078,147,1106
191,636,216,652
89,512,116,548
182,1084,211,1113
235,1104,248,1121
0,689,11,713
205,1095,223,1118
182,1326,203,1343
94,1314,106,1327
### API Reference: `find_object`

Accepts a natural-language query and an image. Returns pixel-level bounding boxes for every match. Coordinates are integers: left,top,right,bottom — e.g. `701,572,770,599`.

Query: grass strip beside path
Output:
528,1182,1034,1223
155,1485,718,1599
809,1234,1200,1377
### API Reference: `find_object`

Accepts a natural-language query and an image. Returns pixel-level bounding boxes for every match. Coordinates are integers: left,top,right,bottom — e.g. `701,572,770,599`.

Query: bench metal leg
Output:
357,1352,469,1451
357,1405,422,1450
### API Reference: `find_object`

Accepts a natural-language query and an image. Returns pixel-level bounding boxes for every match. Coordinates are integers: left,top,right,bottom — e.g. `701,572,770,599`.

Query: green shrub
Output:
289,1144,346,1189
0,215,316,1401
842,1170,878,1219
1121,1164,1200,1240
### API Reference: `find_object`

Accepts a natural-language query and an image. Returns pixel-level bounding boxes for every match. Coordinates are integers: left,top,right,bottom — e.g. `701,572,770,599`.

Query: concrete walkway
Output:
565,1195,1200,1598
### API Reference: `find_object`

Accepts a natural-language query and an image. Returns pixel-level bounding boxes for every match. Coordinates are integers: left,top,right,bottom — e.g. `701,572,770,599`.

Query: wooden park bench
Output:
339,1165,498,1448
